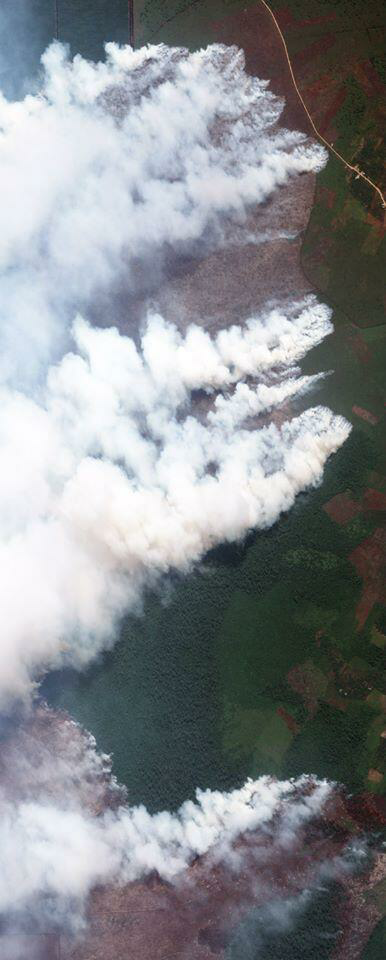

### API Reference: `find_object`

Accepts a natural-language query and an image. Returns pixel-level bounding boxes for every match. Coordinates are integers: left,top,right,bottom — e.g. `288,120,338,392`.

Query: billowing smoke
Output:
0,40,327,387
0,777,332,915
0,40,350,706
0,293,350,706
0,35,353,940
0,708,333,921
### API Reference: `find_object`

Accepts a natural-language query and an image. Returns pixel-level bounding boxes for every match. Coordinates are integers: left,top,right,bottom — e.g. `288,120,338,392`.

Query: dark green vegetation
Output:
136,1,385,327
44,327,386,808
130,0,386,800
217,420,385,795
226,884,342,959
56,0,128,61
42,0,385,811
26,0,384,954
362,916,386,960
288,1,386,329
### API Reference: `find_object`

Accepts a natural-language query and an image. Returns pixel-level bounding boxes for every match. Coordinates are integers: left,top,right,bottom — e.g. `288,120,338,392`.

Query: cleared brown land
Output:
1,706,385,960
350,528,386,630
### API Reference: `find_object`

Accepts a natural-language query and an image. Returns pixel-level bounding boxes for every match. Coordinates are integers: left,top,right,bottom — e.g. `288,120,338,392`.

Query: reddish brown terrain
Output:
61,825,383,960
148,7,316,335
350,528,386,631
212,5,312,135
153,175,315,335
1,5,383,959
0,706,385,960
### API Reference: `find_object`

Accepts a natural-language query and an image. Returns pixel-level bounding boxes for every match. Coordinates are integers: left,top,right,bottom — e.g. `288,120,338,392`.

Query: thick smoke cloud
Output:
0,37,353,935
0,41,350,706
0,706,369,939
0,778,331,914
0,297,350,706
0,41,327,386
0,713,332,920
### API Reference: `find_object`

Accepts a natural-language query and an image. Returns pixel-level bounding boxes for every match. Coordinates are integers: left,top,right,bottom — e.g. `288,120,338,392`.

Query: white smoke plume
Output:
0,41,350,706
0,34,356,942
0,714,332,918
0,296,349,706
0,706,366,936
0,40,327,387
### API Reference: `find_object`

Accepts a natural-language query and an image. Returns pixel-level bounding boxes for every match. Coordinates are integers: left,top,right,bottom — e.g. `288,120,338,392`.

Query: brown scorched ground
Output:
0,705,385,960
